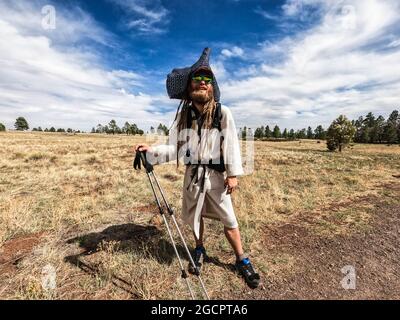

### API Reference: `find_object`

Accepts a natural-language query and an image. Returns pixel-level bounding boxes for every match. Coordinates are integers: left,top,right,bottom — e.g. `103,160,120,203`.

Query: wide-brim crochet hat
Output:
166,47,220,102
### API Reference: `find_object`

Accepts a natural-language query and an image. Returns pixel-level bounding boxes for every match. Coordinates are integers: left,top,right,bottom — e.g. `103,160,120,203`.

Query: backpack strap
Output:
186,105,194,129
212,102,222,131
187,102,223,132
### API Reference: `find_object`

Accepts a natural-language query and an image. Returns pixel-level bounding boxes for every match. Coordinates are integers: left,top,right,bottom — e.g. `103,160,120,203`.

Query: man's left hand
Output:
225,176,238,194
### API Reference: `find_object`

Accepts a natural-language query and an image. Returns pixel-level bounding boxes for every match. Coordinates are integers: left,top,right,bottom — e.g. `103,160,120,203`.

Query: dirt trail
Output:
229,182,400,299
0,232,46,274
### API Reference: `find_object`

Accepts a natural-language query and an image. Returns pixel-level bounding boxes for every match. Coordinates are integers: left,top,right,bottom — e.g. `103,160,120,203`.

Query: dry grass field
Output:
1,131,399,299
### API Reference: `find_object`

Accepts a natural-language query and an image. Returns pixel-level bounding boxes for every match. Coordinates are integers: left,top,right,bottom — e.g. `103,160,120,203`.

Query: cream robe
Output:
149,105,244,238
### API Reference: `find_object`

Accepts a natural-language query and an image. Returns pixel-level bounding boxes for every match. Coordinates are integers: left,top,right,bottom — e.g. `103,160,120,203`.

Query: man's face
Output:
189,71,214,103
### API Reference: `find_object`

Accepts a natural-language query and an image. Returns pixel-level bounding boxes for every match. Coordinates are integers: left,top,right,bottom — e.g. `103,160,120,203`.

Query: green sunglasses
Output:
191,75,213,84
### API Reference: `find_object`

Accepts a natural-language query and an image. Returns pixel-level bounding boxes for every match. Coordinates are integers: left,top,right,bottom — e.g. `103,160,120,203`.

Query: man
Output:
135,48,260,288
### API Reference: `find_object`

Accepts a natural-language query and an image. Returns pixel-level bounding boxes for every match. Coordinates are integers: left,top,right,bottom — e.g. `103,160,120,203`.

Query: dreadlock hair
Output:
171,86,217,167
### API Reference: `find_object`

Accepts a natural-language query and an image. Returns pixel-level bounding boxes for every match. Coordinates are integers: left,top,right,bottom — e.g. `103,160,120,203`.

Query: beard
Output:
189,88,213,104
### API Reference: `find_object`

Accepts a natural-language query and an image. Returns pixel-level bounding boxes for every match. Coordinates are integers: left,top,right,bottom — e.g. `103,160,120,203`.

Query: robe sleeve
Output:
221,106,244,177
147,114,180,165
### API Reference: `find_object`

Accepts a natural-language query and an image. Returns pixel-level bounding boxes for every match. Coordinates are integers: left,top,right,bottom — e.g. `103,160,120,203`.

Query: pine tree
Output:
326,115,356,152
272,125,281,138
0,123,6,132
282,128,288,139
383,110,399,144
157,123,169,135
289,129,295,140
364,112,376,127
108,120,118,135
96,124,103,133
260,126,265,138
306,126,314,139
372,115,385,143
297,128,306,139
353,116,364,143
265,125,271,138
14,117,29,131
157,123,163,135
314,125,326,140
130,123,139,135
363,112,376,143
241,126,247,140
254,127,264,139
123,122,131,135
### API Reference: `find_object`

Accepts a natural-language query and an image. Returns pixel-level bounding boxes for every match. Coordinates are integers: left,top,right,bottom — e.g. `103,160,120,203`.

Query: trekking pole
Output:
133,151,209,300
152,171,210,300
145,170,195,300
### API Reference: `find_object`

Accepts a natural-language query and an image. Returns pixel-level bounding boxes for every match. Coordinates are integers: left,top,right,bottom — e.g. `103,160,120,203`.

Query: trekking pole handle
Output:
140,151,154,173
133,150,154,173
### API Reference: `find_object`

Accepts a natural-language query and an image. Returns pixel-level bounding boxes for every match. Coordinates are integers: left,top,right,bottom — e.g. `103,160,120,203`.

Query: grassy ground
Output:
0,131,399,299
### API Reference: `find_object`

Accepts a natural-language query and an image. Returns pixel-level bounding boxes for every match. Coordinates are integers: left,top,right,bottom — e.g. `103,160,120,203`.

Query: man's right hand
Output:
134,143,153,153
133,144,154,172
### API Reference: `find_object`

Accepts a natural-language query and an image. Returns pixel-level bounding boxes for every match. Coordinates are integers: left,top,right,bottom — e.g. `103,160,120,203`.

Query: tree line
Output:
0,117,147,135
249,124,327,140
248,109,399,145
92,120,144,135
32,127,83,133
93,121,169,135
3,110,399,148
352,110,400,144
149,124,169,136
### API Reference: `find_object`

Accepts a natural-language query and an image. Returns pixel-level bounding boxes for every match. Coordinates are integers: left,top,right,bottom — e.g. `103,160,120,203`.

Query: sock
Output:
236,253,248,262
195,245,205,253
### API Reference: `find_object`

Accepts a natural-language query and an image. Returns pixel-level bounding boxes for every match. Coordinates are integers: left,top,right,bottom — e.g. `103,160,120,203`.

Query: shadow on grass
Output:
64,223,239,296
65,223,183,264
204,256,236,273
64,223,186,297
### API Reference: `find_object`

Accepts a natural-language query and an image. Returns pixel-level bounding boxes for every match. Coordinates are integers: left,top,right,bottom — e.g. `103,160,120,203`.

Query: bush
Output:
327,138,338,151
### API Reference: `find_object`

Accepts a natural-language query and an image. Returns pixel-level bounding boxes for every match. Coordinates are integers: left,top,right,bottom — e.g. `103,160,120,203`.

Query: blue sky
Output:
1,0,400,131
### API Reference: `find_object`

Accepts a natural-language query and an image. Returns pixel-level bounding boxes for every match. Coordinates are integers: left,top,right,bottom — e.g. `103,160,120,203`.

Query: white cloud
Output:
108,0,170,35
0,1,173,131
282,0,325,17
221,46,244,59
220,0,400,130
0,1,116,48
388,39,400,48
282,0,301,16
210,60,228,82
254,7,279,21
